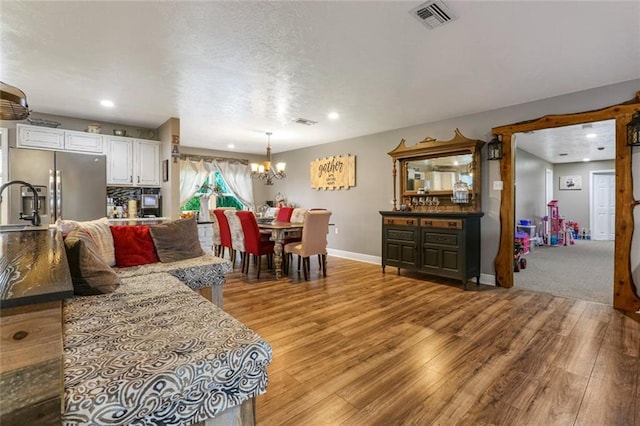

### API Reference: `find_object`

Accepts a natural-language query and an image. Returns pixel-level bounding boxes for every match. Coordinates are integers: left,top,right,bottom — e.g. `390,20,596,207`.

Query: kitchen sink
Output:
0,224,49,232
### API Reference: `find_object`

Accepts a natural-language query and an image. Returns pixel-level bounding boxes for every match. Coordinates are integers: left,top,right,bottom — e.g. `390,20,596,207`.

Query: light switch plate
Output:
493,180,504,191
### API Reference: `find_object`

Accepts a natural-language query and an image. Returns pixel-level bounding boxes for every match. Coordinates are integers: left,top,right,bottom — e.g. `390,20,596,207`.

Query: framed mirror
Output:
404,153,474,193
388,129,485,212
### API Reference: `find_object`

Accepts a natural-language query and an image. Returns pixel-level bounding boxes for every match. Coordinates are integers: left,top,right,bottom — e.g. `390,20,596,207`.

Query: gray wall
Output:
514,151,615,239
1,112,158,146
553,160,615,230
266,78,640,276
2,79,638,280
515,148,551,231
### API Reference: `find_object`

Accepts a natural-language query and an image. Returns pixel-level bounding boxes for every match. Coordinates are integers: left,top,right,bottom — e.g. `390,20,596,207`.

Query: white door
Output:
592,172,615,240
545,168,553,202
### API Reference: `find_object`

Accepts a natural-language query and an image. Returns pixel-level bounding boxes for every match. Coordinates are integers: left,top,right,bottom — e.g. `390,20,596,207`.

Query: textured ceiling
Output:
1,1,639,154
515,119,616,164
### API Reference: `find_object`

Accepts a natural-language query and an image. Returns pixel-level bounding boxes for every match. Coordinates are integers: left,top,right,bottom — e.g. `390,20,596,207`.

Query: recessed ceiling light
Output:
583,158,590,162
328,112,340,120
227,144,235,149
586,133,596,138
100,99,114,107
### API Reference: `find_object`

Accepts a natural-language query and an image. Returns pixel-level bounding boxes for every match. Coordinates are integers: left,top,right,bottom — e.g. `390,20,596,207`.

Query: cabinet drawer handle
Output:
130,175,133,183
13,331,28,340
137,176,140,183
425,221,432,226
448,222,457,227
406,220,414,225
388,219,394,224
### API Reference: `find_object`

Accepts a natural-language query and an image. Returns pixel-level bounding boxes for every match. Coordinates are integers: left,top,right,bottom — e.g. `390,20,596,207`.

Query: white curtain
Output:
212,160,255,211
179,159,207,205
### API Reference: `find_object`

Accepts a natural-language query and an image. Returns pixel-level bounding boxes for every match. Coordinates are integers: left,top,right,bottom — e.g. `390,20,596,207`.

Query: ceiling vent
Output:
293,118,318,126
409,1,457,30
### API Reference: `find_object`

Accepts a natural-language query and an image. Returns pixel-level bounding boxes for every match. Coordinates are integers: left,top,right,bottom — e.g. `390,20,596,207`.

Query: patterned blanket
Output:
114,255,233,291
63,273,272,425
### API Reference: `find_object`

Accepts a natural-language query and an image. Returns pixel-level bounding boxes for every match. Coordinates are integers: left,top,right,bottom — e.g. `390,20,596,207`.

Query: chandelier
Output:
251,132,286,185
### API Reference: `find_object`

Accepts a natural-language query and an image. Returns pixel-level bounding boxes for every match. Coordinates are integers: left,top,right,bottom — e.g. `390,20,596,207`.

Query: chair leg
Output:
322,254,327,277
257,255,262,279
318,254,322,270
303,257,309,280
297,255,301,271
242,253,248,274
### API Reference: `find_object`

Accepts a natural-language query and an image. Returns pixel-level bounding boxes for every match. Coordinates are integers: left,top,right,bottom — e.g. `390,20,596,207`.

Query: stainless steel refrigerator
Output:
7,148,106,225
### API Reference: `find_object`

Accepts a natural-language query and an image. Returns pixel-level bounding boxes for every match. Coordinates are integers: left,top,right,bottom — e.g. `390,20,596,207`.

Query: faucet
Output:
0,180,42,226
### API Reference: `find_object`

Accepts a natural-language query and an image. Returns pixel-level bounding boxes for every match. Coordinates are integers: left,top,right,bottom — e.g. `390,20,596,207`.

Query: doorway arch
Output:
491,91,640,316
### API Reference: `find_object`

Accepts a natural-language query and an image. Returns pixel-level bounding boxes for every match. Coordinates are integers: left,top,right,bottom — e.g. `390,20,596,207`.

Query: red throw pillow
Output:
110,225,159,267
276,207,294,222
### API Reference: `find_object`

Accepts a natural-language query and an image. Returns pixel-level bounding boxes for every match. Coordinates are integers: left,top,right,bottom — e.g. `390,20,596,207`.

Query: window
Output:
180,172,244,211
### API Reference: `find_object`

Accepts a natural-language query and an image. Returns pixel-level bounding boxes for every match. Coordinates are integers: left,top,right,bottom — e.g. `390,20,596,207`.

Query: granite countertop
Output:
0,228,73,309
108,217,170,225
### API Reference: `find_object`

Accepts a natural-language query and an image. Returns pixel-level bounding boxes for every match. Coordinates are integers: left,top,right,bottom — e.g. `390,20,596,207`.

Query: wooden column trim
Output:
492,91,640,316
494,134,514,288
614,114,638,313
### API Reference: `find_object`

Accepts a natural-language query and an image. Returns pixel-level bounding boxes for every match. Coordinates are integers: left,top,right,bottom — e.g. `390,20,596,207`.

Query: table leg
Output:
271,229,284,279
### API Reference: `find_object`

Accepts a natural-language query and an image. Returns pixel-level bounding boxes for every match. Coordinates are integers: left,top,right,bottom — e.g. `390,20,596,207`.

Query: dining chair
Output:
211,215,221,256
237,211,274,278
289,208,308,223
276,206,294,222
212,207,235,256
283,210,332,280
224,210,245,269
213,209,233,260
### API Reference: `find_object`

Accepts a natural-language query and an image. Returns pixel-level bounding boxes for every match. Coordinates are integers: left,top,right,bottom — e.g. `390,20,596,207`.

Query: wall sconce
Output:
171,143,180,163
627,111,640,146
487,135,503,160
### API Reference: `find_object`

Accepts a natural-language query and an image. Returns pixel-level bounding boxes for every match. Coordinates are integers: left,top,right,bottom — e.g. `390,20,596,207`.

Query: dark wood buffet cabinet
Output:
381,129,485,288
380,211,483,288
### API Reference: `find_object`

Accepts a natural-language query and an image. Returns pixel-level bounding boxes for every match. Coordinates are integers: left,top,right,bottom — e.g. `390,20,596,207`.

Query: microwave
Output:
141,193,160,209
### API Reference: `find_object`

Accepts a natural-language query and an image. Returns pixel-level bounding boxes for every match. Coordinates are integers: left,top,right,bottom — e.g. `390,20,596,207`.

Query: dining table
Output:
257,221,304,279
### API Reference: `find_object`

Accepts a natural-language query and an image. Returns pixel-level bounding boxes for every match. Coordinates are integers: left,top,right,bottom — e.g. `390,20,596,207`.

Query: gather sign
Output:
310,154,356,190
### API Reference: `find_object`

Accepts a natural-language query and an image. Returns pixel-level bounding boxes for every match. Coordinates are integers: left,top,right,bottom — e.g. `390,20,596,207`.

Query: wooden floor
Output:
223,257,640,426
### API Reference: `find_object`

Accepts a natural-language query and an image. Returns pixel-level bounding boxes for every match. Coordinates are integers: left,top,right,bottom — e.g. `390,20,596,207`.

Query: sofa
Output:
59,217,272,425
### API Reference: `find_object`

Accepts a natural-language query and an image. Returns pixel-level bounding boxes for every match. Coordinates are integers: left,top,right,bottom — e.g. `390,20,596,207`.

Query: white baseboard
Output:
326,249,380,265
479,273,495,286
327,248,496,286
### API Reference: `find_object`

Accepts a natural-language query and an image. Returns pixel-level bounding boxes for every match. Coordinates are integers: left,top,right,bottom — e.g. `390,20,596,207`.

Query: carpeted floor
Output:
514,239,614,305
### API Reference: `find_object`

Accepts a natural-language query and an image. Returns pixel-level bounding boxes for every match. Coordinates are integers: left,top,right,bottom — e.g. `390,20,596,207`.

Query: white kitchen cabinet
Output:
106,137,134,185
106,137,160,186
135,140,160,186
64,130,104,153
17,124,104,154
17,124,65,150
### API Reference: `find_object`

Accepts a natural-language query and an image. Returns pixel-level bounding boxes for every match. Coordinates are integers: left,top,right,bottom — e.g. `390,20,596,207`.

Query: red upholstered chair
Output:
236,211,274,278
213,209,233,259
276,207,294,222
